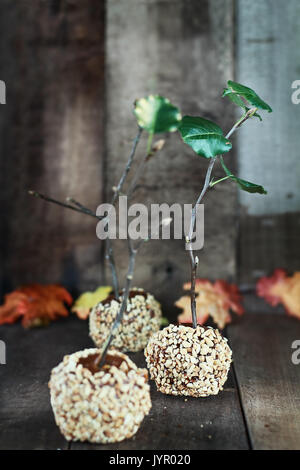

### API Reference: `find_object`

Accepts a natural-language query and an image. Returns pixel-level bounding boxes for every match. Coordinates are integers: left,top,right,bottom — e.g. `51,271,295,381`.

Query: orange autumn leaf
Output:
256,269,300,320
0,284,73,328
175,279,244,329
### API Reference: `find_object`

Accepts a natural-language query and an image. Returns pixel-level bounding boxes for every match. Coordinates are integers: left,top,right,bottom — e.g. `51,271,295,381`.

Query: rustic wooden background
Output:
0,0,299,315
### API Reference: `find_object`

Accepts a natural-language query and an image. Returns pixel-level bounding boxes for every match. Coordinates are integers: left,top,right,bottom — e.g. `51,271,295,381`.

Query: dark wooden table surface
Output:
1,312,300,450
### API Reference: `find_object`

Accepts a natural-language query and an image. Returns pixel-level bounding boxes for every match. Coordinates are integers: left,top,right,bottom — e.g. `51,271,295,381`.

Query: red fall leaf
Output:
256,269,300,320
0,284,73,328
175,279,244,329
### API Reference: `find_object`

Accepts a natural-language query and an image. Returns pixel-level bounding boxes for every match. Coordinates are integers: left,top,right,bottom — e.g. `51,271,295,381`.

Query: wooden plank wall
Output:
105,0,236,316
0,1,105,298
0,0,298,313
236,0,300,286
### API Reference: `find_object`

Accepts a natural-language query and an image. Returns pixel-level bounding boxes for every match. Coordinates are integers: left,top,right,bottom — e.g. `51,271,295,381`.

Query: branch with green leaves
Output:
29,94,181,368
29,82,272,365
95,95,181,368
178,80,272,328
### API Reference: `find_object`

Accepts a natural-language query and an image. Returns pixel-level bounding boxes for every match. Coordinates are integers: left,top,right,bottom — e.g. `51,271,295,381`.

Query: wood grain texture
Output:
0,316,248,450
0,0,298,310
1,313,299,450
0,1,105,299
105,0,236,314
228,313,300,450
238,212,300,286
236,0,300,216
236,0,300,284
72,351,248,450
0,316,93,450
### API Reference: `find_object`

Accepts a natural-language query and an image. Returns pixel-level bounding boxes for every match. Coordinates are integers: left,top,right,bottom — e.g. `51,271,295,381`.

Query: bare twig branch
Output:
97,128,143,296
65,197,95,215
127,152,148,199
67,197,119,299
96,243,138,370
102,127,143,296
186,158,215,328
111,127,143,205
187,108,257,328
105,238,119,299
28,128,143,300
126,131,155,200
95,217,172,369
28,191,102,220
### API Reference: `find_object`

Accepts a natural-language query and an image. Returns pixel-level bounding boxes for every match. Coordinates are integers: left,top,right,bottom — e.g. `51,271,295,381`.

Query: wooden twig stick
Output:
187,108,257,328
103,127,143,297
28,191,102,220
111,127,143,205
96,242,138,369
95,217,172,369
65,197,95,215
127,152,148,199
28,128,143,299
67,197,120,299
105,238,119,300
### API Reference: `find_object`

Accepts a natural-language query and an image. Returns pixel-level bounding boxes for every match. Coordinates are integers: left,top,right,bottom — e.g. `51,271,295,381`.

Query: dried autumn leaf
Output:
175,279,244,329
256,269,300,320
0,284,72,328
71,286,112,320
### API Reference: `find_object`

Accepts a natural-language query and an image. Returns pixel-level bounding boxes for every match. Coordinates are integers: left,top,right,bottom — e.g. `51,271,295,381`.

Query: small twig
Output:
95,217,172,369
96,230,138,370
187,158,216,328
93,129,157,369
103,127,143,296
127,132,154,199
65,197,95,215
66,197,119,299
111,127,143,205
209,175,231,187
127,153,148,199
186,108,257,328
29,128,143,300
28,191,102,220
105,238,119,299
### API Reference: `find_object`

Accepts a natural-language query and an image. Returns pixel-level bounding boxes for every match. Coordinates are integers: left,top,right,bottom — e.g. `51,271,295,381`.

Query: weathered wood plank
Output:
72,351,249,450
0,1,105,299
0,316,93,449
228,313,300,450
105,0,236,313
236,0,300,284
0,316,248,450
240,291,286,315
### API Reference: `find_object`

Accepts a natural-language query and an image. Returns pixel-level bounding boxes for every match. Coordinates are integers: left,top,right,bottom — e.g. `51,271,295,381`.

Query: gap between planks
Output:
227,313,300,450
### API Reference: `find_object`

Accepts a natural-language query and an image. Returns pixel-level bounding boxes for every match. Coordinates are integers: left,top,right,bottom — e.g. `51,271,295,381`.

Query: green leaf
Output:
223,80,272,113
134,95,182,134
220,157,267,194
223,90,248,110
234,177,267,194
223,91,262,121
178,116,232,158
